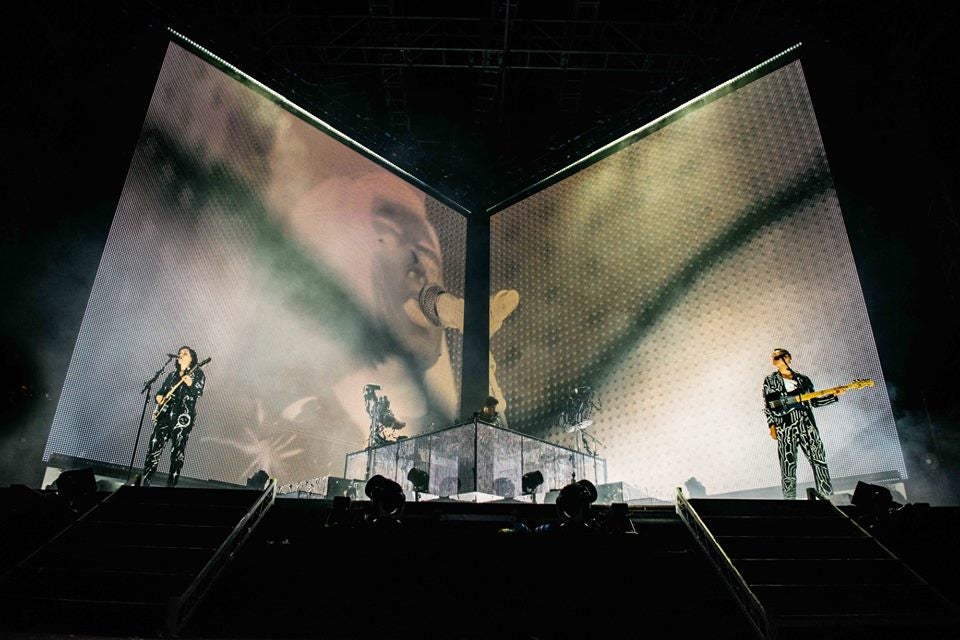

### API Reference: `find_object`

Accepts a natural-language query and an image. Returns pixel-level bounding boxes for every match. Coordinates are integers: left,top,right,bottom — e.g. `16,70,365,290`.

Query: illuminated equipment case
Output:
345,419,607,501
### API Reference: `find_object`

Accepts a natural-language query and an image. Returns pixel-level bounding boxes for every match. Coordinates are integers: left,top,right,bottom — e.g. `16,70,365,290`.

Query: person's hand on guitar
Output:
824,386,846,403
156,394,164,405
769,425,777,440
182,375,193,387
811,388,843,407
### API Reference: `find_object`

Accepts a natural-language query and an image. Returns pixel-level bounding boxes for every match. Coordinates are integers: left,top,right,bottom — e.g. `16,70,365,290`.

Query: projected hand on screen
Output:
418,283,520,423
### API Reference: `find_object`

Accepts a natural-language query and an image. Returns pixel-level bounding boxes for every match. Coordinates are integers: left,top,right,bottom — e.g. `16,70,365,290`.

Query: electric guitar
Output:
765,378,874,417
153,357,211,423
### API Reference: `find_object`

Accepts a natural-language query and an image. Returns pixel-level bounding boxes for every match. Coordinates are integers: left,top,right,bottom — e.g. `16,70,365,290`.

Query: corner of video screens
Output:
490,58,904,501
43,41,466,485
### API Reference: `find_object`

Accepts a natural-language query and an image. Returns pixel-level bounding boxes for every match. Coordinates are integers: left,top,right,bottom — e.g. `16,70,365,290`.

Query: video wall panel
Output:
490,60,904,499
44,43,466,485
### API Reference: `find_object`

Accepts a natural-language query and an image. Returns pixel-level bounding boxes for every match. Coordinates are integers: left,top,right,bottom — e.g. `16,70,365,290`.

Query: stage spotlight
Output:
556,479,598,526
54,467,98,511
521,470,544,495
852,481,896,525
407,467,430,494
365,474,405,525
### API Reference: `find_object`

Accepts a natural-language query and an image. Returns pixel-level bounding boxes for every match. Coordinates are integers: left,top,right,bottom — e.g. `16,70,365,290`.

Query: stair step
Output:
701,515,862,537
12,565,194,601
735,558,919,586
716,535,886,559
4,594,167,634
689,498,839,517
777,611,959,627
63,519,233,548
93,501,250,526
112,486,260,507
25,542,215,572
750,583,944,615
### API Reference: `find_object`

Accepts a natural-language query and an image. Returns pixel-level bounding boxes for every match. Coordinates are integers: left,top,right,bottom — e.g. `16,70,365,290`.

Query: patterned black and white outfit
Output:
143,367,206,487
763,370,836,499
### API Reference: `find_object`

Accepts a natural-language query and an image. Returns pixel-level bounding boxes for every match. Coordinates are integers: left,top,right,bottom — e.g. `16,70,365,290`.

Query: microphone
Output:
418,284,464,330
166,353,178,359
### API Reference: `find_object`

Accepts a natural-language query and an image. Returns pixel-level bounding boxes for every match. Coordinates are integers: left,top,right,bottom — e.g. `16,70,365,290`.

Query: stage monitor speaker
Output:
54,467,98,509
852,480,894,522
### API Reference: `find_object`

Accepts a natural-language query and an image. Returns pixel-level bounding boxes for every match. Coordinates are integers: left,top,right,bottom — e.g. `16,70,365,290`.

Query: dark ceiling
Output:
75,0,934,212
10,1,955,213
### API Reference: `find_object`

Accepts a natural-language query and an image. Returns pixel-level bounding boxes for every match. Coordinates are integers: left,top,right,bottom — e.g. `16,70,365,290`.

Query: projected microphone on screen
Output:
417,284,520,334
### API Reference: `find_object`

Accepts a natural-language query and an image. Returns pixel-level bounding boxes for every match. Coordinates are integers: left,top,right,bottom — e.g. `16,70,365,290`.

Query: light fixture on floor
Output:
365,474,405,526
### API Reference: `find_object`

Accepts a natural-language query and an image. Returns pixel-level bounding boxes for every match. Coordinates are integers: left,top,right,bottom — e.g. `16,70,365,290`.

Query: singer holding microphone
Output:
143,346,206,487
763,348,843,500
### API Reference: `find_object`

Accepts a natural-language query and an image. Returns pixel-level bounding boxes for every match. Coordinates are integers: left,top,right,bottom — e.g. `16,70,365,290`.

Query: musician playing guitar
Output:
763,348,845,500
143,346,206,487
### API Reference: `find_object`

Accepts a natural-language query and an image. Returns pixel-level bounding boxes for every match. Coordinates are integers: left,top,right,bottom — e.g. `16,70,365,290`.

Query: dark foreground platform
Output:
0,484,957,639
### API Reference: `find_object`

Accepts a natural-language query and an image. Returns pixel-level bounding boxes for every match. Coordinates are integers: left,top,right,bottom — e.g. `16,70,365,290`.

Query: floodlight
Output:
521,470,544,495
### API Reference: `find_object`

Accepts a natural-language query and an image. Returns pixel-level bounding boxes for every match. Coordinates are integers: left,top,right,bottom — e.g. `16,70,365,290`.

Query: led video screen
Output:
490,60,904,500
44,43,466,485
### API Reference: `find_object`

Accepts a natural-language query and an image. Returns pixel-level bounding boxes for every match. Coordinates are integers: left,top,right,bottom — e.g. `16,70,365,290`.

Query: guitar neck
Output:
796,384,849,403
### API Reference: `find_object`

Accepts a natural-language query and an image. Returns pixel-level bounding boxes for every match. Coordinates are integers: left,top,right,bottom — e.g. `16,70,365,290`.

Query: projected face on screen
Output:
491,60,904,500
279,172,444,366
43,43,465,485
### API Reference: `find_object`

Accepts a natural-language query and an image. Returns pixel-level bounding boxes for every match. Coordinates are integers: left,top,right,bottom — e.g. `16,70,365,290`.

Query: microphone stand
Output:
583,430,604,484
127,355,175,482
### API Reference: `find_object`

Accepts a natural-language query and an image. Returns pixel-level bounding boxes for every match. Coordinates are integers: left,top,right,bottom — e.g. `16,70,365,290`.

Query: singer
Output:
763,348,842,500
143,346,206,487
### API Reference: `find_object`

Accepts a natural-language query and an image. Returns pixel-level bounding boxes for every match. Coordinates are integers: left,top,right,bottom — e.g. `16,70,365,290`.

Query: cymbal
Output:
564,419,593,433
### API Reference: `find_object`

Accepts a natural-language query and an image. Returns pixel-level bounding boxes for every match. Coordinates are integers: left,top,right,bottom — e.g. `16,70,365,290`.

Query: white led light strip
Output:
487,42,803,213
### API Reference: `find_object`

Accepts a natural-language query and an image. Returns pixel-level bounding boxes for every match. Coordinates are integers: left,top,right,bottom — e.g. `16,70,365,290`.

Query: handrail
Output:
674,488,771,639
166,479,277,636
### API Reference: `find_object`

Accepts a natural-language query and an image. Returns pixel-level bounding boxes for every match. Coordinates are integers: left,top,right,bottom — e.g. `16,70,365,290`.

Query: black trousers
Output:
142,416,193,487
776,419,832,499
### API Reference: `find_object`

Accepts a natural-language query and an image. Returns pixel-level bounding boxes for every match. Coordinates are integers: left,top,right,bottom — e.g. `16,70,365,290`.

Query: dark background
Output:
3,1,958,502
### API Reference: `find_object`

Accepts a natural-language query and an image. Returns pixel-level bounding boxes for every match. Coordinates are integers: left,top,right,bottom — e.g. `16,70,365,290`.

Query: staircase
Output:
676,489,959,639
0,481,275,637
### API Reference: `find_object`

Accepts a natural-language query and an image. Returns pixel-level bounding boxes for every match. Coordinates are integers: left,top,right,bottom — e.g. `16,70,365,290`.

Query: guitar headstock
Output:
849,378,874,389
